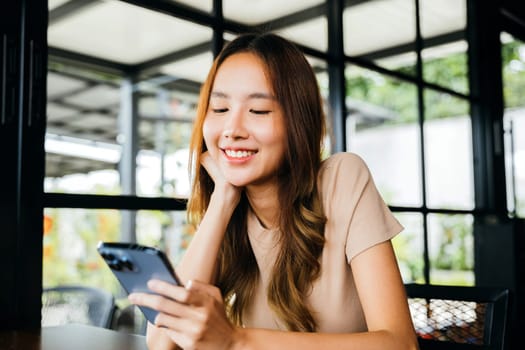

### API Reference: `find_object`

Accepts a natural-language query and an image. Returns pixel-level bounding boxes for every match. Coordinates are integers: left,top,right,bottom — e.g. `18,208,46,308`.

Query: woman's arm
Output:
350,240,418,349
176,152,241,284
234,240,418,350
133,241,418,350
175,187,238,284
146,152,241,350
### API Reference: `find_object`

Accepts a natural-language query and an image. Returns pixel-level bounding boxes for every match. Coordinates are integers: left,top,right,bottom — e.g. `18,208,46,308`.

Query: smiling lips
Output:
223,149,257,160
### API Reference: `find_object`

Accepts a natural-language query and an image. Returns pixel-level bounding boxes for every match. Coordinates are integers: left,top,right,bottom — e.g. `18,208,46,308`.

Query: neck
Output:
245,183,280,230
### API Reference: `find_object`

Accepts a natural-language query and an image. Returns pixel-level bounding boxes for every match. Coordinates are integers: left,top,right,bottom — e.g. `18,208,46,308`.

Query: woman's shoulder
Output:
318,152,372,199
320,152,370,178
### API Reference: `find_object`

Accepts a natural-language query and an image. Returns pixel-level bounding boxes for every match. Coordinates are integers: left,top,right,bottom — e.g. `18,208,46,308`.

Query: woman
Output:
129,33,418,350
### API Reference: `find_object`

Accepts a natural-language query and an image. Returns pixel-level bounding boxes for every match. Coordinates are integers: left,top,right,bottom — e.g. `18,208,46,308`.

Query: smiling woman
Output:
128,33,418,350
203,52,287,189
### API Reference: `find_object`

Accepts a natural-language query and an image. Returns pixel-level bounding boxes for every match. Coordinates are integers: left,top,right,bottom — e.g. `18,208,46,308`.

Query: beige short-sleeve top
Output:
242,152,403,333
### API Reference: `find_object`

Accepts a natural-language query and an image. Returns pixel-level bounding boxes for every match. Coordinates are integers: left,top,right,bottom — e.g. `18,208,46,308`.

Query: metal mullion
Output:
467,0,507,216
120,0,253,35
390,206,478,216
327,0,346,153
509,119,517,217
43,193,187,211
295,43,328,60
48,46,132,75
118,75,139,242
1,0,47,329
212,0,224,57
414,0,430,285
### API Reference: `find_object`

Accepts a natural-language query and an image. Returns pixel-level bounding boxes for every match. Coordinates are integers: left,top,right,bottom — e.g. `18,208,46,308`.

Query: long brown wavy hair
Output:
187,33,326,332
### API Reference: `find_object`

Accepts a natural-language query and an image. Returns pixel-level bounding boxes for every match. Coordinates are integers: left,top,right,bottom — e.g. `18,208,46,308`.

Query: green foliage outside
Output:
391,213,474,286
346,48,470,127
431,214,474,286
392,228,425,284
345,39,524,128
502,40,525,109
43,208,122,294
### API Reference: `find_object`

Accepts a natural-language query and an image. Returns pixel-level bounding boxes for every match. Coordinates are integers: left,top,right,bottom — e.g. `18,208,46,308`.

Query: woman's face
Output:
203,52,286,189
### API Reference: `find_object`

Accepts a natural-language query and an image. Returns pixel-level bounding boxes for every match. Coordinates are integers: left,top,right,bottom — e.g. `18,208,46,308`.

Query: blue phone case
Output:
97,242,182,324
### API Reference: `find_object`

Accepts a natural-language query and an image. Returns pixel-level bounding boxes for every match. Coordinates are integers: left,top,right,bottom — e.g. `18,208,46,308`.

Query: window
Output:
343,0,472,285
42,0,492,296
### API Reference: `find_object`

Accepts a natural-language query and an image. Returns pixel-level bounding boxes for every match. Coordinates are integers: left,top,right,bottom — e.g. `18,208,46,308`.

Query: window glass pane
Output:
422,41,469,94
43,208,122,291
424,89,473,210
420,0,466,40
43,208,190,330
344,0,416,76
136,50,213,198
48,1,212,64
48,0,69,10
43,208,190,288
428,214,474,286
502,32,525,218
346,65,422,207
45,64,121,194
392,213,424,283
420,0,467,92
46,2,213,197
275,17,327,52
307,55,331,156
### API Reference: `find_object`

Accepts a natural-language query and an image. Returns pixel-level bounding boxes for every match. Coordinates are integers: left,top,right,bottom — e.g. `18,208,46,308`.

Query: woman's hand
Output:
129,280,242,350
201,152,242,209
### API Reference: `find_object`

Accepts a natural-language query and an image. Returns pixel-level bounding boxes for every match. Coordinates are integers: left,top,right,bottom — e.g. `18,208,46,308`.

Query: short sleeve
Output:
318,153,403,263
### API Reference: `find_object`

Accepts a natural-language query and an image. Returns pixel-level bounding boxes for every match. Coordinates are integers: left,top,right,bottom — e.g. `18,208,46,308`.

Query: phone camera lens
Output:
101,252,115,261
109,261,122,271
120,257,134,271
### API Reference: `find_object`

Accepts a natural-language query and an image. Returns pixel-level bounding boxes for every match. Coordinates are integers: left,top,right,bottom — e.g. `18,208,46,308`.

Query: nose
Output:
222,108,248,139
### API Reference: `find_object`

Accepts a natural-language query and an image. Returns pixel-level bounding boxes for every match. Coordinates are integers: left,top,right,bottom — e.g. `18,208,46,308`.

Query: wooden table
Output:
0,324,147,350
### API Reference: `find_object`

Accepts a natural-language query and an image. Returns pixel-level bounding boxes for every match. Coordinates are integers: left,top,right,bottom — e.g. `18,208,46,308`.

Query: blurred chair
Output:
42,285,116,329
405,283,510,350
112,304,148,335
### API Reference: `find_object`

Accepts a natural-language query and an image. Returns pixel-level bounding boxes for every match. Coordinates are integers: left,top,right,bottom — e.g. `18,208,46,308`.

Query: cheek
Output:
261,122,286,149
202,119,213,146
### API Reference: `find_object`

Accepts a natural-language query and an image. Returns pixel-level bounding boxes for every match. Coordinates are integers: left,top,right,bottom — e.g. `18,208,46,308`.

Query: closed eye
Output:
249,109,271,115
212,108,228,113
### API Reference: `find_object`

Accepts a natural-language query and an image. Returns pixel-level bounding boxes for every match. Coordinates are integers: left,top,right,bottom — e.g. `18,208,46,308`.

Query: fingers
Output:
148,279,192,303
128,279,222,313
128,291,192,321
186,280,223,302
200,152,221,182
200,152,243,206
134,280,234,350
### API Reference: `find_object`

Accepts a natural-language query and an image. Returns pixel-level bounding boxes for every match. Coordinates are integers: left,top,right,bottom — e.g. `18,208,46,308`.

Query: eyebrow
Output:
210,91,276,100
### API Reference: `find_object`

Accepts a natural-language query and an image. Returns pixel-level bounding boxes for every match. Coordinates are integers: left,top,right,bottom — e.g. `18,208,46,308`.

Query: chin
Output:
227,178,250,187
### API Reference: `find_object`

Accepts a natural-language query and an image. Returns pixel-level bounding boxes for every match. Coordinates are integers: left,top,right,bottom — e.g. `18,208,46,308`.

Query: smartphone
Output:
97,241,183,324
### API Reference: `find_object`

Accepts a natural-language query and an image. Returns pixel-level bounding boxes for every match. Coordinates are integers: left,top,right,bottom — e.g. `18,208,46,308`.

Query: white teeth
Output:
225,150,255,158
